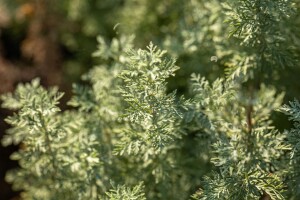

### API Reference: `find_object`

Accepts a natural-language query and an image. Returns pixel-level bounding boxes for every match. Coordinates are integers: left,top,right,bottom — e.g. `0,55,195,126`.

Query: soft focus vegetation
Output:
1,0,300,199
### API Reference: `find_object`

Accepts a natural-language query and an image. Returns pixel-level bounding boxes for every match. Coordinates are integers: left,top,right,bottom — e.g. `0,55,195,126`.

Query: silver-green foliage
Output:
193,85,289,199
104,182,146,200
118,42,180,152
191,0,296,199
223,0,296,81
280,100,300,198
1,79,101,200
2,0,300,199
2,45,293,199
1,37,212,199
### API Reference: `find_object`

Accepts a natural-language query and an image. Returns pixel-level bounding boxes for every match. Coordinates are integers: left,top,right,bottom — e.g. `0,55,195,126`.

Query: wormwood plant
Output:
280,100,300,199
1,38,205,199
1,0,300,200
0,41,295,199
191,0,298,199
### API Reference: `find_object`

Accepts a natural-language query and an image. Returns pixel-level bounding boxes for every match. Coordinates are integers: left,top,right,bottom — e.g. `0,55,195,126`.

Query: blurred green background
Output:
0,0,299,199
